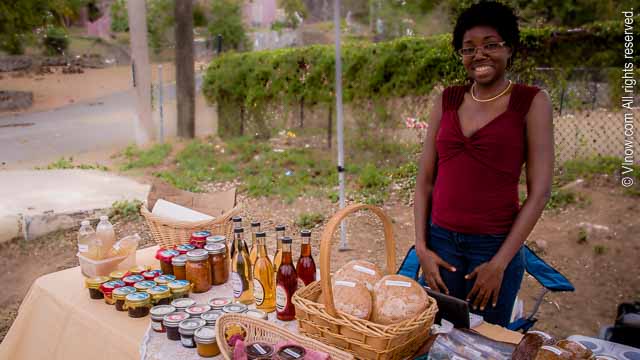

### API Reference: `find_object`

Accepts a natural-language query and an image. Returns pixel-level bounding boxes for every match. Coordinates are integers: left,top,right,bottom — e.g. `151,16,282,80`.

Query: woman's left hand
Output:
465,260,506,311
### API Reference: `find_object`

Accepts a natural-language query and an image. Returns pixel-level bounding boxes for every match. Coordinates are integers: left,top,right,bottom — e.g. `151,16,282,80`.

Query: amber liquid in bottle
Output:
231,228,253,304
252,231,275,312
249,221,260,266
230,216,242,260
272,225,286,277
296,230,316,286
276,237,297,321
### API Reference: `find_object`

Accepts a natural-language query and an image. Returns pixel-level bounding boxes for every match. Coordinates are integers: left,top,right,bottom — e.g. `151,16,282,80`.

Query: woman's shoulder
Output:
441,84,469,109
511,83,550,115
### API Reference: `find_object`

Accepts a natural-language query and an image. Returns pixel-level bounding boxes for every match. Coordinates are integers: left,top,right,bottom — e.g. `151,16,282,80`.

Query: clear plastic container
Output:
95,216,116,260
77,250,136,277
77,220,95,256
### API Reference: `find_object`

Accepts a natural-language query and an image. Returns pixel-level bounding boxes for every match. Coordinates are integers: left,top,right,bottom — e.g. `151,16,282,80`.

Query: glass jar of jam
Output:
186,249,211,293
200,310,222,327
112,286,136,311
134,280,157,293
168,279,191,299
85,276,110,299
245,342,274,360
129,265,151,275
163,312,190,341
208,297,232,311
142,270,162,281
185,304,211,317
171,297,196,312
147,285,172,305
156,248,180,275
172,255,188,280
100,280,125,305
206,235,226,246
178,318,206,348
123,274,145,287
190,231,211,249
109,270,129,281
195,326,220,357
204,243,229,285
155,274,176,286
275,345,306,360
176,244,196,255
149,305,176,333
125,292,152,318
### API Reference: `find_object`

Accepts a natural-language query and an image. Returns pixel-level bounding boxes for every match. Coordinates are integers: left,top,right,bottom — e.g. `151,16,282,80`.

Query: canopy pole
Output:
334,0,349,251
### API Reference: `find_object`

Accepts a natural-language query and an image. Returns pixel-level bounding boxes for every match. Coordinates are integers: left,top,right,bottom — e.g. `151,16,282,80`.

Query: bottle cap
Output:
281,236,293,244
251,220,260,227
255,231,266,238
232,216,242,222
234,227,244,234
275,224,286,231
300,230,312,237
100,215,108,221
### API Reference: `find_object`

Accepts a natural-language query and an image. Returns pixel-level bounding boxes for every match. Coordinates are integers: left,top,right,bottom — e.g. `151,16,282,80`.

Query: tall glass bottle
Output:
252,231,275,312
249,221,261,266
231,216,248,259
272,224,286,275
275,236,297,321
296,229,316,286
231,228,253,304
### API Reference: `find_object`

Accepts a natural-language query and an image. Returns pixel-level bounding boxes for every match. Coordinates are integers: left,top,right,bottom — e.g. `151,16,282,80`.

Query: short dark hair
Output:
452,1,519,58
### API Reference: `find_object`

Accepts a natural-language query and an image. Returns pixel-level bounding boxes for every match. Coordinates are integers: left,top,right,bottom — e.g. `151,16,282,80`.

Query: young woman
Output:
413,1,554,327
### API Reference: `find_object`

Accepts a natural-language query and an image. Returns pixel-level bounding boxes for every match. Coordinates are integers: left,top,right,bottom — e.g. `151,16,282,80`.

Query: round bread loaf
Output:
534,346,572,360
332,280,372,320
371,274,429,325
334,260,383,291
512,330,557,360
555,340,594,359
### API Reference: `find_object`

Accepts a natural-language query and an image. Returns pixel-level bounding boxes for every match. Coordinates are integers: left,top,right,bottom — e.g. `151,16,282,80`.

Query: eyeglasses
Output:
457,41,508,57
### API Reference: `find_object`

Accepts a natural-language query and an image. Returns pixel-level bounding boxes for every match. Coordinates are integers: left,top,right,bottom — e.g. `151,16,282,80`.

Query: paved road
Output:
0,76,202,165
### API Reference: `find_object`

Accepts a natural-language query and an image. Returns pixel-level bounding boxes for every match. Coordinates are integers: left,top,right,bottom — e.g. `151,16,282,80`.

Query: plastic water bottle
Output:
77,220,95,255
96,216,116,260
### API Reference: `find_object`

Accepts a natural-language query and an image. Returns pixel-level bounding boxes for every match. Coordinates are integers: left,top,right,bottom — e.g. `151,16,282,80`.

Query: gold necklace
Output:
471,80,512,102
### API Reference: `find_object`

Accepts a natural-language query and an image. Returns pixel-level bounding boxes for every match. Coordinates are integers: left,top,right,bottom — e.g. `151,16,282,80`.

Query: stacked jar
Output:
190,231,210,249
172,255,188,280
100,280,125,305
204,243,228,285
168,279,191,299
147,285,172,305
186,249,211,293
149,305,175,333
113,286,136,311
156,248,180,275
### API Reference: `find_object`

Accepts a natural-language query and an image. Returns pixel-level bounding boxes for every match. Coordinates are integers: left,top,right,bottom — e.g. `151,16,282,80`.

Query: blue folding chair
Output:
397,245,575,332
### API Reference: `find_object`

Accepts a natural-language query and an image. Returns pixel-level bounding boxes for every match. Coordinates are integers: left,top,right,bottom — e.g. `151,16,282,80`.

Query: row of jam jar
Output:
156,235,229,294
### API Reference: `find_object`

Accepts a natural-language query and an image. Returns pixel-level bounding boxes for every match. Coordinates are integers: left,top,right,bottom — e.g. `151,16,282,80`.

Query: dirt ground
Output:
0,177,637,343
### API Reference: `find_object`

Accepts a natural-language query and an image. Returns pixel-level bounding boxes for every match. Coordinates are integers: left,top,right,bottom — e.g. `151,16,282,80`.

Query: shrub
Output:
43,26,69,55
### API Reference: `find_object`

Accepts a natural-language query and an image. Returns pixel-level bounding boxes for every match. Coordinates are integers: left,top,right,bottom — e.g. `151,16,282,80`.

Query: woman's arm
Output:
466,89,554,310
414,93,456,294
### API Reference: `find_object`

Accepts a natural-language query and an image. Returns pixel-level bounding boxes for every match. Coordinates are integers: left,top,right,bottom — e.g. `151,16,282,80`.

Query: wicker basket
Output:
140,205,239,248
292,204,438,360
215,313,354,360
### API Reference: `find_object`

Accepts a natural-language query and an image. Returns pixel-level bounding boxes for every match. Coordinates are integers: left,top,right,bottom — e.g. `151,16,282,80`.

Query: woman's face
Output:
460,26,512,85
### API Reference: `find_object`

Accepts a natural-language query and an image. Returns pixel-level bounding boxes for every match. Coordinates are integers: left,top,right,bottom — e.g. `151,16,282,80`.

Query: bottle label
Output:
335,280,356,288
385,280,411,288
275,285,288,312
253,279,265,305
151,321,163,331
353,265,376,275
231,272,244,298
181,336,194,347
78,244,89,253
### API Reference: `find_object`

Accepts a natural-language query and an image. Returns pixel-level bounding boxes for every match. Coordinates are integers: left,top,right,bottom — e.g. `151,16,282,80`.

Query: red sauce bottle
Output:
296,230,316,286
275,236,297,321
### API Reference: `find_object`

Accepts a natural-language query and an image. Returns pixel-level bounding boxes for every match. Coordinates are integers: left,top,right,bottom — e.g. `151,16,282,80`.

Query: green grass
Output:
35,157,109,171
109,200,143,222
295,212,325,228
121,143,172,170
555,156,632,186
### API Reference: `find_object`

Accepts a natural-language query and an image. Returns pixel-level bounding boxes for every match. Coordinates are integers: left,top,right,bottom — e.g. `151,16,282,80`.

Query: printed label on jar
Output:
275,285,288,312
181,336,194,347
253,279,265,305
78,244,89,253
231,272,244,298
353,265,375,275
151,321,163,331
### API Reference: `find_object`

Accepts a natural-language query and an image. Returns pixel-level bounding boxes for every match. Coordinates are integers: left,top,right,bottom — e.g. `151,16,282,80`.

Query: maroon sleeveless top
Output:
431,83,540,234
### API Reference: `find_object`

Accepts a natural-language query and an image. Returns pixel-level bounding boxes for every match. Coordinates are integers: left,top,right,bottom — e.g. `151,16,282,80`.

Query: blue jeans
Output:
424,220,525,327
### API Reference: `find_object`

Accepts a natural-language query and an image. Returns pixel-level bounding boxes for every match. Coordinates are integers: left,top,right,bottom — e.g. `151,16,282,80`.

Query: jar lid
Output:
178,318,206,335
275,224,286,231
109,270,129,280
255,231,266,238
100,280,125,292
168,279,191,291
129,265,150,274
186,249,209,261
154,275,176,284
245,309,268,320
171,297,196,309
222,303,248,314
206,235,226,245
134,280,157,291
85,276,110,289
125,292,150,303
163,311,190,326
194,326,217,344
204,243,226,254
300,229,311,237
191,231,211,239
172,254,188,265
200,310,222,323
147,285,170,295
176,244,196,254
277,345,306,360
208,297,233,309
142,271,160,279
123,274,145,283
185,304,211,316
156,248,180,261
245,343,274,358
150,305,176,320
112,286,136,299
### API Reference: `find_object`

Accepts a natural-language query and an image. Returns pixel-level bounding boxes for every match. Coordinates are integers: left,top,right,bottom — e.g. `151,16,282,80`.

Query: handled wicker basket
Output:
292,204,438,360
140,205,239,248
215,313,354,360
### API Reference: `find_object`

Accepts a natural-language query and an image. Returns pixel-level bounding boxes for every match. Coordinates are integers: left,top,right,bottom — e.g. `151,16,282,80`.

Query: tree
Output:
207,0,248,51
278,0,309,28
175,0,196,138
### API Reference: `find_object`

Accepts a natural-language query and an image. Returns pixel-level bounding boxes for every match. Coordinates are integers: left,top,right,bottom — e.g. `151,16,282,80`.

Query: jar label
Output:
181,336,194,347
275,285,288,312
78,244,88,252
151,321,163,331
253,279,265,305
231,272,244,298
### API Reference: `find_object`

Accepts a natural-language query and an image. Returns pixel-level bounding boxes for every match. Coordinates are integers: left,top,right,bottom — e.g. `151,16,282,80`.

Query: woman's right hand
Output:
417,248,456,295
